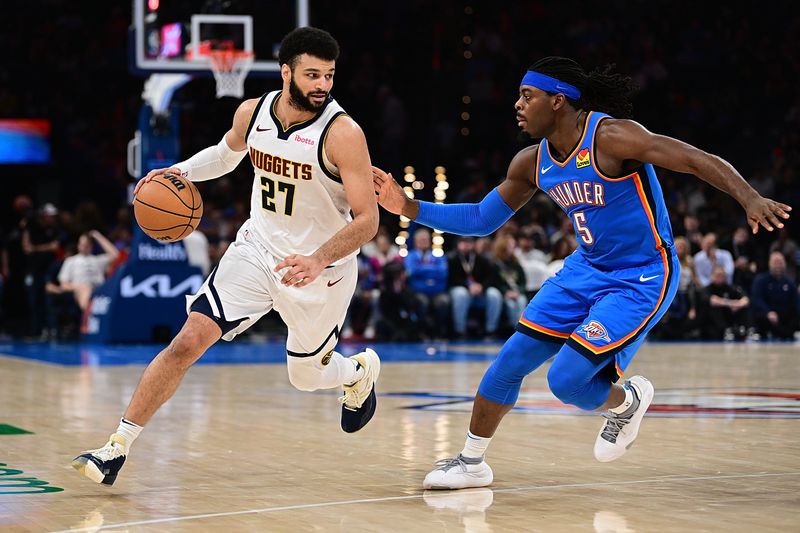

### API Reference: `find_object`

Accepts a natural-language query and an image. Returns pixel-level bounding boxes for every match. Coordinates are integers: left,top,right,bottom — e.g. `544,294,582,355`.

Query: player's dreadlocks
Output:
529,57,636,119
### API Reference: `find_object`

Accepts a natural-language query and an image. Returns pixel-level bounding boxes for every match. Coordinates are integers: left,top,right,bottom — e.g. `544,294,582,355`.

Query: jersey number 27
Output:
261,176,296,216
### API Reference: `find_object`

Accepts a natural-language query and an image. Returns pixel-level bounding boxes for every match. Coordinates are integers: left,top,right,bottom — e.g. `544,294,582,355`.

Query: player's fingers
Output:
749,218,759,234
274,255,296,272
758,215,774,232
766,211,784,229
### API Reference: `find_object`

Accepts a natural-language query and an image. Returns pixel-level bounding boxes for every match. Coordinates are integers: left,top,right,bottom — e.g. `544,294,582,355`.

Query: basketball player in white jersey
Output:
72,27,381,486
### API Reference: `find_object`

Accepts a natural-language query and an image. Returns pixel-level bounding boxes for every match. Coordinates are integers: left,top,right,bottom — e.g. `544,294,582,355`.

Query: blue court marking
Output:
0,340,503,366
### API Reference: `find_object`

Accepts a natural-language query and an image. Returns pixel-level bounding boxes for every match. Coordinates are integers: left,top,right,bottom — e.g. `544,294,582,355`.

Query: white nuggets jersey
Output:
244,90,355,265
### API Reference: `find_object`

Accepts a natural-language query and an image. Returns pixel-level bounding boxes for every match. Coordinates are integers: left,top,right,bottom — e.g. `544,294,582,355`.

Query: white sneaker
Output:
339,348,380,433
71,433,127,485
594,376,654,462
423,454,494,490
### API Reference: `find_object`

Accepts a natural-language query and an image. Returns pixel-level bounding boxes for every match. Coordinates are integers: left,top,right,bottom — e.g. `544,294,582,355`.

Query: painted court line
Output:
52,471,800,532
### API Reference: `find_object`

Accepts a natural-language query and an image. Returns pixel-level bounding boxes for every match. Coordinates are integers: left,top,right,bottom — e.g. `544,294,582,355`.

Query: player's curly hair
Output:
278,27,339,69
528,57,637,119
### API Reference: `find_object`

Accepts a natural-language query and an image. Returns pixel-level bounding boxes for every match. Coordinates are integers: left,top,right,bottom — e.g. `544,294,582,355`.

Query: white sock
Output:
115,418,143,452
337,351,365,386
460,431,491,460
320,351,364,388
609,384,635,415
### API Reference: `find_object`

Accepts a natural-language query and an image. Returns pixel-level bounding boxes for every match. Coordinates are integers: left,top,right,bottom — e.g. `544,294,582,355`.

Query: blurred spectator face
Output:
13,194,32,215
684,215,699,232
77,234,92,255
40,203,58,226
674,237,688,259
492,234,516,261
457,237,475,254
518,233,533,252
768,252,787,277
701,233,717,255
710,265,727,286
475,237,491,256
413,229,431,252
376,234,392,254
733,227,748,244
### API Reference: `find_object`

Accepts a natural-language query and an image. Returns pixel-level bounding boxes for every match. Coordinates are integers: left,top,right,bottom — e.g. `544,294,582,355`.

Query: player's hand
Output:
743,196,792,234
274,254,326,288
371,165,410,216
134,167,182,196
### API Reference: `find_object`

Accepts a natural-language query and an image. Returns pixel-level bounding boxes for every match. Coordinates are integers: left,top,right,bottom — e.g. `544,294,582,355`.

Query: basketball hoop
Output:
206,49,254,99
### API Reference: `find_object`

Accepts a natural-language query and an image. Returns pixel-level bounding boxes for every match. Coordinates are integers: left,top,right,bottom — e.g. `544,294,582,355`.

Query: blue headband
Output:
521,71,581,100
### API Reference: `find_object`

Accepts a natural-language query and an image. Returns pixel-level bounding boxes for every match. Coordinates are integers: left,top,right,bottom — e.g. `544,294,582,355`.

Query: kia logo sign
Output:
120,274,203,298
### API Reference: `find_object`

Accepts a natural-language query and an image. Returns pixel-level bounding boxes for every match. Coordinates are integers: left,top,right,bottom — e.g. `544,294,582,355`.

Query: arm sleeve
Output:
174,135,248,182
415,188,515,236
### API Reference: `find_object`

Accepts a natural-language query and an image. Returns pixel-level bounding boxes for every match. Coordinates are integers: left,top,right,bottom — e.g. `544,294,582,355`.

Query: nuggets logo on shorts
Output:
579,320,611,342
576,147,590,168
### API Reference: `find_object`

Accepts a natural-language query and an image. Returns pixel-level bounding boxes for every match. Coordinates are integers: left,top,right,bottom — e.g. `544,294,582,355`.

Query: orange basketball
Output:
133,174,203,242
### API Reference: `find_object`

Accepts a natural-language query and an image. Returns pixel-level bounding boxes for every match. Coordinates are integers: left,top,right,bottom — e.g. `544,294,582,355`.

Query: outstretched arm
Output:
134,98,256,195
372,145,539,236
597,119,791,234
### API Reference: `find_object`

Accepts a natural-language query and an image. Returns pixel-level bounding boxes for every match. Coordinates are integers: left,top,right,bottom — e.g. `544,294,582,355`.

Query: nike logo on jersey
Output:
639,274,659,282
327,276,344,287
541,164,554,174
256,125,272,132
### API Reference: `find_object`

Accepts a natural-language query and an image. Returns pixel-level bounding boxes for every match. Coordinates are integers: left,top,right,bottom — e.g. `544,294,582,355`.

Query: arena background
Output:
1,1,798,341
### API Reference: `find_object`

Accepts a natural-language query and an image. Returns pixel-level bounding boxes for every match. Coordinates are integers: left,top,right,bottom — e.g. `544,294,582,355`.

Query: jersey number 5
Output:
261,176,295,216
572,211,594,245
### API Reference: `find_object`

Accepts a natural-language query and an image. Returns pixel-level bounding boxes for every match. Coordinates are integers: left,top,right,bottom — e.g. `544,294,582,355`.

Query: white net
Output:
207,51,254,99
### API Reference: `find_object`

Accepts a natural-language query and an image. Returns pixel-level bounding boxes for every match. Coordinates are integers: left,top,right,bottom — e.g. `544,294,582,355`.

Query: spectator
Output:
490,233,528,331
694,233,734,288
58,230,119,311
657,236,699,339
448,236,502,339
768,228,798,282
22,203,61,337
44,252,81,340
514,225,549,299
183,229,211,276
726,227,758,295
376,262,424,341
404,228,450,338
698,265,750,341
547,236,577,278
750,252,798,340
682,214,703,255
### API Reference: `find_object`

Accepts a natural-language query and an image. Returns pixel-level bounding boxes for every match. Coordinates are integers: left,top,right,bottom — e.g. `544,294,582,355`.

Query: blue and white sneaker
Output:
71,433,127,485
340,349,380,433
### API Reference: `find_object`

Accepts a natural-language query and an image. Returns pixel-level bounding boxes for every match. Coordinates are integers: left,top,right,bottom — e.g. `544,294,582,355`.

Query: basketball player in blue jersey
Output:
372,56,791,490
72,28,382,486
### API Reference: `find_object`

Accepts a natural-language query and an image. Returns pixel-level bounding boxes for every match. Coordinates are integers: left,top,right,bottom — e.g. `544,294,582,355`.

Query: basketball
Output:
133,174,203,242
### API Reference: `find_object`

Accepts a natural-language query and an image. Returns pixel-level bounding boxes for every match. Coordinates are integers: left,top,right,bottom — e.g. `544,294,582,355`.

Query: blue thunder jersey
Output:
535,111,674,269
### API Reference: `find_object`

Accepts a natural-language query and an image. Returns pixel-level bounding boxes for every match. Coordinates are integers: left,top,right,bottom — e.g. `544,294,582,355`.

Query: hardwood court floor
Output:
1,342,798,532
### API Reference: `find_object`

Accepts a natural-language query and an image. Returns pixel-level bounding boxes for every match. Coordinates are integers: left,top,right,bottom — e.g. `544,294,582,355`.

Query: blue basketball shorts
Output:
515,250,679,380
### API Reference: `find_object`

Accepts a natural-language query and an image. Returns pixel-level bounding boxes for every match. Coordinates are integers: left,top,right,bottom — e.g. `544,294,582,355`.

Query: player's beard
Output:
288,75,328,113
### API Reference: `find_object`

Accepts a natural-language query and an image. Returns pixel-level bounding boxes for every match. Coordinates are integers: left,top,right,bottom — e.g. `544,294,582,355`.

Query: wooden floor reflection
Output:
1,342,798,532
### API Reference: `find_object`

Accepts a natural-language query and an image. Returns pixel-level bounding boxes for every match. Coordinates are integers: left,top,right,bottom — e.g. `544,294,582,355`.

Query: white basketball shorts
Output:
185,220,357,357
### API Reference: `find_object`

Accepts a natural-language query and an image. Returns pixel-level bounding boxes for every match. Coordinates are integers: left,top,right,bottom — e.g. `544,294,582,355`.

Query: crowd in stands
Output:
1,2,798,342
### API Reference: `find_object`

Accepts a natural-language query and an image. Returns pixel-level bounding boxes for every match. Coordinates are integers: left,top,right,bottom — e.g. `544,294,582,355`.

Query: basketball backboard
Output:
130,0,309,77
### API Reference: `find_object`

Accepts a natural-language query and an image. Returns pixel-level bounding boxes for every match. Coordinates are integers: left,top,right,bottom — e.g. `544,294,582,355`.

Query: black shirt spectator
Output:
751,252,798,340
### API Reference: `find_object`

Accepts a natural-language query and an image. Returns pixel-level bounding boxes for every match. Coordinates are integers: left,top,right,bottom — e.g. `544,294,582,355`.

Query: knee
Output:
166,332,206,368
450,286,468,303
547,365,580,404
287,358,322,391
485,286,502,303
